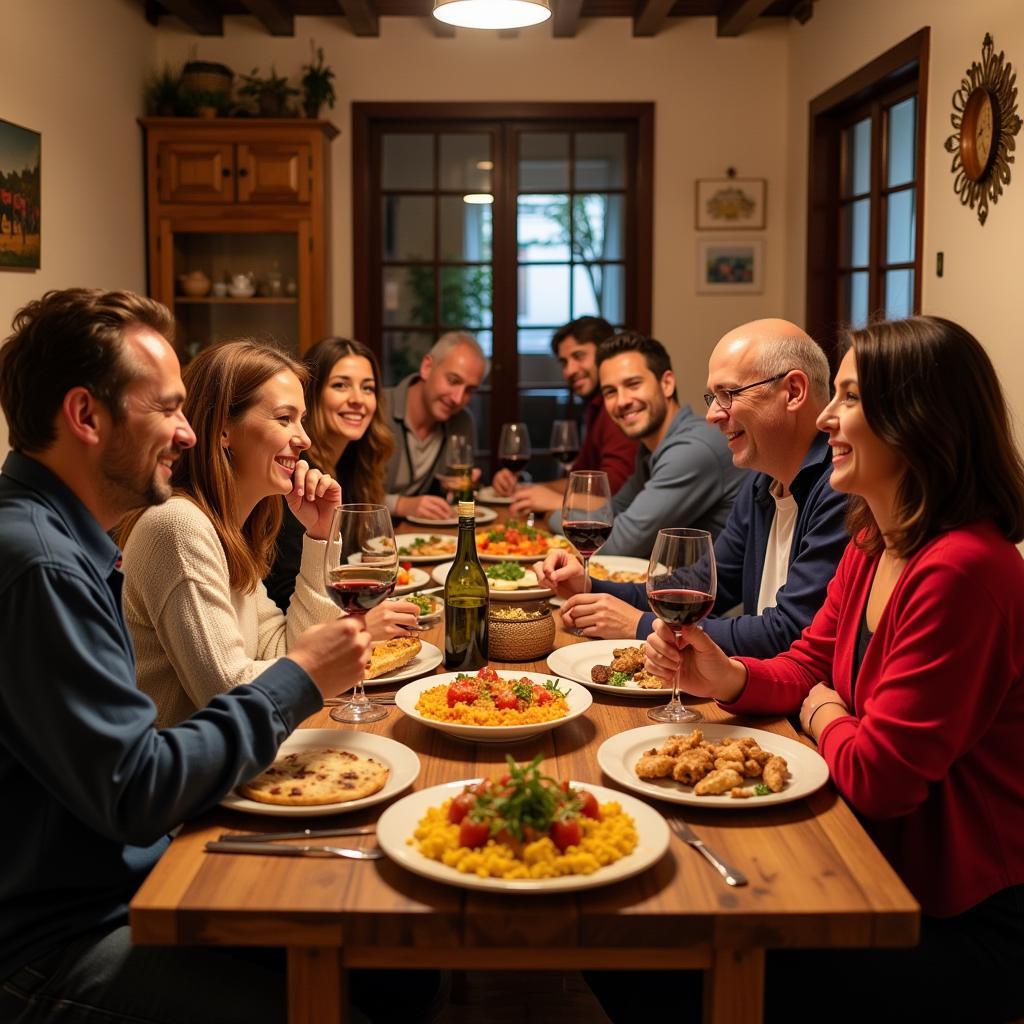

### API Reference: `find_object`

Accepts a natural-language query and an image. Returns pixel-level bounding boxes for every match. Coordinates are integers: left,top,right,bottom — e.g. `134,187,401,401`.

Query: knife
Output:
668,817,748,887
217,825,376,843
206,840,383,860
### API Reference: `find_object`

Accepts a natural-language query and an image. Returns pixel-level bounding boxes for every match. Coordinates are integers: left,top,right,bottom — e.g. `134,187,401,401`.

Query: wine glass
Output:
549,419,580,477
645,528,717,724
498,421,531,485
561,471,613,627
323,503,398,724
436,434,474,506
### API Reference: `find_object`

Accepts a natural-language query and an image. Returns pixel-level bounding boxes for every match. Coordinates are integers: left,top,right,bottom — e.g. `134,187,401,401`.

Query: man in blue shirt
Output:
0,289,375,1024
537,319,849,659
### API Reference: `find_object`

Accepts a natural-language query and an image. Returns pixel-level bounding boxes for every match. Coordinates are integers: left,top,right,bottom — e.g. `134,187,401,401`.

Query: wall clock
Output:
944,34,1022,225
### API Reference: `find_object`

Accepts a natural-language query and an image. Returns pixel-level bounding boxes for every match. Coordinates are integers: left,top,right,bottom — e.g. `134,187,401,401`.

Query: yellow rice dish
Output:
415,681,569,727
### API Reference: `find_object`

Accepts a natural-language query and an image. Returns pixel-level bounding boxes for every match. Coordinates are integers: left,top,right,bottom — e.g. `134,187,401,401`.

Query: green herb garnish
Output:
512,680,534,702
608,671,631,687
487,561,526,581
543,678,570,698
469,755,577,841
754,783,772,796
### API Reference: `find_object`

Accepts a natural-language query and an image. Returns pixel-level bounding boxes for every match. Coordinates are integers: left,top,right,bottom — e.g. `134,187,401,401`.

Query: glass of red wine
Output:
498,421,532,483
645,528,716,724
561,471,613,631
549,419,580,477
323,503,398,724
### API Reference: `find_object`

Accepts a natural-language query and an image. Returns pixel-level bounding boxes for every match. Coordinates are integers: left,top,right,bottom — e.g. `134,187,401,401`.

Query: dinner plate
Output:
221,729,420,818
476,485,513,506
390,593,443,625
405,506,498,527
546,639,667,698
597,723,830,808
431,561,553,601
394,670,592,743
476,531,569,563
393,567,430,595
588,555,650,583
365,640,443,686
377,779,669,893
392,533,459,563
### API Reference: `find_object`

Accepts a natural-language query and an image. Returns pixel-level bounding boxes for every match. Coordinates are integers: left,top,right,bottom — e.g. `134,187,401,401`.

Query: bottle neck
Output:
455,515,476,555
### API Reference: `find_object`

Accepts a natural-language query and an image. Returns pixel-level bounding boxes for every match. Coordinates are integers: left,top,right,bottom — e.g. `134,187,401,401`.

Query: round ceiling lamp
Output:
432,0,551,30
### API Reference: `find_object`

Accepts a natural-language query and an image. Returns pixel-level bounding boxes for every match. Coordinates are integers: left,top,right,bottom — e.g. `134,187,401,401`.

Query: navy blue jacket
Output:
595,434,849,658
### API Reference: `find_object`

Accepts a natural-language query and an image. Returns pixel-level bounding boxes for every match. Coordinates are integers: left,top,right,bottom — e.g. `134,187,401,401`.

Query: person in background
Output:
538,319,848,657
491,316,638,512
264,337,418,631
383,331,487,520
0,289,372,1024
118,340,411,728
632,316,1024,1023
548,330,742,557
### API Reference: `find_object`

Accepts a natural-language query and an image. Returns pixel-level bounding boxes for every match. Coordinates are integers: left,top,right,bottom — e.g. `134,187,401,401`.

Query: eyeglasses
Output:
703,371,791,411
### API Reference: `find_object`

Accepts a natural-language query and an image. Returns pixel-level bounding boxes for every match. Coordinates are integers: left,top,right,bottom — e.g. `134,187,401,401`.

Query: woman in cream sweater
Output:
120,340,417,727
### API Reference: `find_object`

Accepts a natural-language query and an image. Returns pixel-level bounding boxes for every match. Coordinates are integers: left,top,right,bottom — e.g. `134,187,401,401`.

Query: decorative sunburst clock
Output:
944,33,1022,225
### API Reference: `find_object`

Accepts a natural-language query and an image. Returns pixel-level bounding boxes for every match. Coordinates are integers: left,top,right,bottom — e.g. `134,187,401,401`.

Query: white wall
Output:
0,0,154,452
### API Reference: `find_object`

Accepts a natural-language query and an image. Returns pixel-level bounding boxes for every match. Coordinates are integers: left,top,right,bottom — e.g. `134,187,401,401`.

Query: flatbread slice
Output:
365,636,422,679
240,747,390,806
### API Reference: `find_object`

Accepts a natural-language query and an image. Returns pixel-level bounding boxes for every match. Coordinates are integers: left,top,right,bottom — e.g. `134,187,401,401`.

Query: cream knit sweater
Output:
121,497,336,727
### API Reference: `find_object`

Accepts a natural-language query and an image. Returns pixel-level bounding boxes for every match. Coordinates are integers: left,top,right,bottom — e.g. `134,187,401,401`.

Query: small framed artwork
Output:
0,118,41,270
695,177,766,230
697,239,764,294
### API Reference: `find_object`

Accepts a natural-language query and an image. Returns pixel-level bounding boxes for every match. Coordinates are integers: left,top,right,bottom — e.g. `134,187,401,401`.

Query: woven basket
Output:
182,61,233,97
488,604,555,661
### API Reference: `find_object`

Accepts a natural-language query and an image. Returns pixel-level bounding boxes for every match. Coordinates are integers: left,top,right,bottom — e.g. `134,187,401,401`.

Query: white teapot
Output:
227,272,256,298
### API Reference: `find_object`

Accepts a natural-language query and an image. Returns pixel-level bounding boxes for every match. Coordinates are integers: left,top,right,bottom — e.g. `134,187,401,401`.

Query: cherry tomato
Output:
477,666,501,684
550,818,582,853
458,817,490,848
531,684,553,705
493,688,518,711
400,561,413,570
447,678,479,707
447,791,476,824
575,789,602,821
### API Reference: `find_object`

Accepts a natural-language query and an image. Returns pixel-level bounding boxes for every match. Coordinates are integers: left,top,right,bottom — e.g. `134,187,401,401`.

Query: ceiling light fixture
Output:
463,193,494,204
432,0,551,30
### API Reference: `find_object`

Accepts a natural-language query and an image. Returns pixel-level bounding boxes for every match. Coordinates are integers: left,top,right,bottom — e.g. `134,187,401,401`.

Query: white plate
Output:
597,723,830,808
546,639,667,698
588,555,650,583
476,485,513,506
392,533,459,564
394,670,592,743
406,506,498,527
221,729,420,818
394,567,430,595
431,561,553,601
391,593,443,625
365,640,443,686
377,779,669,893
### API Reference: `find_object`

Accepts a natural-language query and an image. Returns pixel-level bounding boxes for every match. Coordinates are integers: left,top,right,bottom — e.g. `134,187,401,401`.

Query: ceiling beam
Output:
632,0,675,38
238,0,294,35
716,0,775,37
552,0,583,38
156,0,223,34
337,0,380,36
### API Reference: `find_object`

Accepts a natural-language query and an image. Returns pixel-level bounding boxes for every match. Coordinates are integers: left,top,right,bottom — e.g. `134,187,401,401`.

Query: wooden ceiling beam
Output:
716,0,775,37
552,0,583,37
156,0,223,34
632,0,675,38
238,0,294,35
336,0,380,36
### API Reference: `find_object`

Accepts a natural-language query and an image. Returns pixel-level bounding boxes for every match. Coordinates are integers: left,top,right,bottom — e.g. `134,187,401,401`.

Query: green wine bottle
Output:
444,500,489,671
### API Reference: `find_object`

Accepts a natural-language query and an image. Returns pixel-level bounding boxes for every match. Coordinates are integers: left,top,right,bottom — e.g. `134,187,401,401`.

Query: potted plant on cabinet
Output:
238,67,299,117
300,45,336,119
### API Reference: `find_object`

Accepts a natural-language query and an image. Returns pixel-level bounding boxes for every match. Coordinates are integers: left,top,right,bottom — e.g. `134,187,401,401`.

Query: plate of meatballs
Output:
546,641,666,697
596,723,830,808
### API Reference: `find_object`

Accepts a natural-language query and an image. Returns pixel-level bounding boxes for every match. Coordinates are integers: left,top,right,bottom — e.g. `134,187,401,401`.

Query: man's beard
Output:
100,440,174,513
621,395,667,441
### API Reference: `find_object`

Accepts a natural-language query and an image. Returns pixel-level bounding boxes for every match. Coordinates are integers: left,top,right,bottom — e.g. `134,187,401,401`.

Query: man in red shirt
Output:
492,317,638,513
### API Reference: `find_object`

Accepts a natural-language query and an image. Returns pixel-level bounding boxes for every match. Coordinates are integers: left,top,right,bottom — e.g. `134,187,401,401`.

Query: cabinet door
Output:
159,142,235,203
237,143,311,204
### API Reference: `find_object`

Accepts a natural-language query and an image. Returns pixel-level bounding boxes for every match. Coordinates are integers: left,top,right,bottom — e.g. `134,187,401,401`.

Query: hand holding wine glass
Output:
645,528,717,723
561,471,613,612
323,503,398,724
549,419,580,476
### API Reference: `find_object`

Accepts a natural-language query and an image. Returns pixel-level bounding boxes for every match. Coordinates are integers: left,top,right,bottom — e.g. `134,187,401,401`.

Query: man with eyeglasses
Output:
536,319,849,658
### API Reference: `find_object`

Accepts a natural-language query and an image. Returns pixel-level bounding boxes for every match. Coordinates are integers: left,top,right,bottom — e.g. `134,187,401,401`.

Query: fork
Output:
667,817,747,886
205,839,384,860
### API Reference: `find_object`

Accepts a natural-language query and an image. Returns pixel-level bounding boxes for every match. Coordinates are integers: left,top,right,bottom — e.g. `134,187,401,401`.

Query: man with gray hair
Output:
383,331,488,519
537,318,849,658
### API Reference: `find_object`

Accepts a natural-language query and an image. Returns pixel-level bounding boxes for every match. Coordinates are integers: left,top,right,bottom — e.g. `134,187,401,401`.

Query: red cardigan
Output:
726,521,1024,917
573,391,638,494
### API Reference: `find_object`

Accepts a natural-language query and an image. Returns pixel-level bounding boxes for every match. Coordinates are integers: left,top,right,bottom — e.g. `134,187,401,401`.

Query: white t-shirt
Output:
756,478,799,614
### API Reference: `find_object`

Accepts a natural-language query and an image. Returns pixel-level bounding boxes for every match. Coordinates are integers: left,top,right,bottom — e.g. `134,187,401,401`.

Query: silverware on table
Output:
217,825,376,844
668,817,747,887
206,840,383,860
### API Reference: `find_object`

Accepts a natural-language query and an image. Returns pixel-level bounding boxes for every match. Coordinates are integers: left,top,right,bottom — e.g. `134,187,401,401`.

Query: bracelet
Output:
806,700,847,732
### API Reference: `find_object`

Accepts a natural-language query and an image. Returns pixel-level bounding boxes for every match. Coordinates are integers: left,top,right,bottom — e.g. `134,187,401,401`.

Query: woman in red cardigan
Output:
643,316,1024,1021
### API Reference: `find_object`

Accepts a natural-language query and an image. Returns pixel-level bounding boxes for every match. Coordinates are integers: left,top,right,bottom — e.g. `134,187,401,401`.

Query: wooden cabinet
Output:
141,118,337,357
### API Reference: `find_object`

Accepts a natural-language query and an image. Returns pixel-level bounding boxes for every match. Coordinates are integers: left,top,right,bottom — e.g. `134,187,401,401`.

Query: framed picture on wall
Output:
0,118,41,270
697,239,764,294
695,178,766,230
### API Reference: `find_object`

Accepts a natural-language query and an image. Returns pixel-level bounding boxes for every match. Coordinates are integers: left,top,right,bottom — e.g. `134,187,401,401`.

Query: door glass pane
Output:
885,188,915,264
519,264,570,326
518,327,558,357
840,198,870,267
518,195,569,261
382,266,434,325
573,264,625,322
842,271,870,327
519,349,564,385
381,134,433,190
573,194,624,262
439,266,492,328
381,329,434,385
887,97,916,187
440,134,492,192
842,117,871,196
519,133,569,191
440,196,492,261
382,196,433,261
885,269,914,319
575,132,626,189
468,390,492,457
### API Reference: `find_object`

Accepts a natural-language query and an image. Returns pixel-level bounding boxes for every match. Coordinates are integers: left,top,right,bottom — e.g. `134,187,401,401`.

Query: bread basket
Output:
488,602,555,661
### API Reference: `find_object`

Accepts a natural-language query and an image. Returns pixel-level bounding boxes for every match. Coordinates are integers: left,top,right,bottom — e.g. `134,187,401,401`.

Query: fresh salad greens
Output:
486,561,526,581
608,671,632,687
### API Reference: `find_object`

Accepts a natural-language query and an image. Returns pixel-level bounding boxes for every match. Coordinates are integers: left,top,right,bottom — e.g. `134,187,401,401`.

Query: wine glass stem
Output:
348,612,369,704
670,628,683,705
581,556,590,595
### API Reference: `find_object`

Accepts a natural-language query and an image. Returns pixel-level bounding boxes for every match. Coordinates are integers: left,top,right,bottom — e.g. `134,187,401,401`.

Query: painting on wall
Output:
697,239,764,294
695,178,766,230
0,118,41,270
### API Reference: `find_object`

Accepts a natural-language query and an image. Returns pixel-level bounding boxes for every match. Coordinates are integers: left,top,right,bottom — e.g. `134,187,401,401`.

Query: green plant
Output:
145,64,184,116
300,43,336,118
238,67,299,117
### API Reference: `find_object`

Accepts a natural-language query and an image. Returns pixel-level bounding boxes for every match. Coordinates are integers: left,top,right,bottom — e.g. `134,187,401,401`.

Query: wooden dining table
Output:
130,519,919,1024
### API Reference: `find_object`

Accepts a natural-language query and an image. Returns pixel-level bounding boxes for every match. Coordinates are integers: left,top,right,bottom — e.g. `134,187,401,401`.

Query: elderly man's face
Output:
420,344,486,424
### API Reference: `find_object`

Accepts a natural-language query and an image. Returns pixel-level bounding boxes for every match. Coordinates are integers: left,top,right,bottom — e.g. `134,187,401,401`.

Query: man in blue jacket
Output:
537,319,848,659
